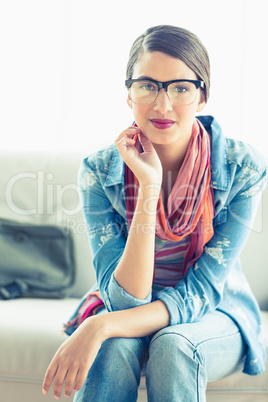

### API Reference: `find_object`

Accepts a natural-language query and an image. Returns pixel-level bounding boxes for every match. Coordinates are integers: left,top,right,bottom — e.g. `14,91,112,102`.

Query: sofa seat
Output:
0,298,267,402
0,298,79,402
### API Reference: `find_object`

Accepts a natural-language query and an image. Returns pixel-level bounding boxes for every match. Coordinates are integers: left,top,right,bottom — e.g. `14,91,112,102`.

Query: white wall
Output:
0,0,267,157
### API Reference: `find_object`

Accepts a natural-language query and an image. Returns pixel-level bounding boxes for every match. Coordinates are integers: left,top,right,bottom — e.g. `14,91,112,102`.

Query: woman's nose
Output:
153,89,173,114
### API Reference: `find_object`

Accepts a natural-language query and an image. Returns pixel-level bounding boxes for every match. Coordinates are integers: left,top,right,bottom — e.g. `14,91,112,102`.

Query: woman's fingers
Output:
53,366,68,400
53,364,80,400
73,366,89,393
42,317,105,400
42,356,76,400
138,131,154,153
115,126,162,187
115,129,140,162
63,368,79,398
115,127,140,145
42,362,58,396
116,134,135,149
42,360,91,400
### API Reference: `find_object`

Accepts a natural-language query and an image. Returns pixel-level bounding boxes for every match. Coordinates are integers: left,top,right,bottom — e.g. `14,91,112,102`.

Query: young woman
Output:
43,25,267,401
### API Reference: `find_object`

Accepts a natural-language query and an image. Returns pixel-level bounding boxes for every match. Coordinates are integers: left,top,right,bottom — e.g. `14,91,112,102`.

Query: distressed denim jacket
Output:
73,115,267,375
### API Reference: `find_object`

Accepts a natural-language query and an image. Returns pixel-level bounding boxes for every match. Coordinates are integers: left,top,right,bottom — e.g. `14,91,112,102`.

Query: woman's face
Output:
127,51,206,148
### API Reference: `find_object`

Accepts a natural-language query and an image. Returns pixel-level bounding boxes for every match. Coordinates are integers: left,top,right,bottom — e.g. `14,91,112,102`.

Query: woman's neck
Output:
153,140,191,212
153,139,189,174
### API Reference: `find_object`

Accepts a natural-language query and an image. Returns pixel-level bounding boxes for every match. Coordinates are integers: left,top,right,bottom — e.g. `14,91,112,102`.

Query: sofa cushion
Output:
0,298,79,383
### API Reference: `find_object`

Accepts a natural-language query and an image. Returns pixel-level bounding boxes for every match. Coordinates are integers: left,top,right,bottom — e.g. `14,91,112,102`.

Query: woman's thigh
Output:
149,309,247,382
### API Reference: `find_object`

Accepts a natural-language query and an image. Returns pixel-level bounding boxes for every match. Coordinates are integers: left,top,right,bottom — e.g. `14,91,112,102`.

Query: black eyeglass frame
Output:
125,78,205,91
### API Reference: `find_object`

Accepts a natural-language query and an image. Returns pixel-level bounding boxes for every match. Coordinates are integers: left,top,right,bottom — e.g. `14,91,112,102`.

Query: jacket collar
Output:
104,145,125,187
197,115,229,191
104,116,229,191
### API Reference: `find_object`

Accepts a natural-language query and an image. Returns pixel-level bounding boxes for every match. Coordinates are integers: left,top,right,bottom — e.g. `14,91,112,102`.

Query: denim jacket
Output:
74,115,267,376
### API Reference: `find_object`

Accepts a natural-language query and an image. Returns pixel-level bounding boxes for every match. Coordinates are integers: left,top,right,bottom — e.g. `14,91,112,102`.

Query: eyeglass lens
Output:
129,81,199,105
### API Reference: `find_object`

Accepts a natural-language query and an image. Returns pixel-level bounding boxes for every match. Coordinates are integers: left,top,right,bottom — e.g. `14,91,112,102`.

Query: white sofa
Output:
0,150,267,402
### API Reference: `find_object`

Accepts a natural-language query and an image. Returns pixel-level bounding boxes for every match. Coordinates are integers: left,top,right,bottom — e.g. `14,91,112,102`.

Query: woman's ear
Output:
197,101,206,113
127,95,133,109
197,92,206,113
197,96,206,113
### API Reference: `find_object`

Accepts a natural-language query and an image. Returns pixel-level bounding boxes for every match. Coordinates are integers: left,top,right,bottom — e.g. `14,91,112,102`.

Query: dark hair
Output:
126,25,210,102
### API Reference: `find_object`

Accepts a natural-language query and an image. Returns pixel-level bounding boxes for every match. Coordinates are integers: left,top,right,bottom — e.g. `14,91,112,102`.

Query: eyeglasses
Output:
125,78,205,106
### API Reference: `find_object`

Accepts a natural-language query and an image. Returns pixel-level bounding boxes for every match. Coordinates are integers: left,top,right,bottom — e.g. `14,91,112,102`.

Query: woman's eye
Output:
174,85,189,93
139,82,156,91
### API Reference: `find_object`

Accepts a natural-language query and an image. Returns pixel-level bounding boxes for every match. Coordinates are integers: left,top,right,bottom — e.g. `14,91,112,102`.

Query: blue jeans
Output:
74,310,246,402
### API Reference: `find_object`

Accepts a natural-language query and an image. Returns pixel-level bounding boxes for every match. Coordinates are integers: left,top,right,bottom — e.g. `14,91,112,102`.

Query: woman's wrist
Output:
84,314,111,343
139,179,162,194
84,310,132,342
92,301,170,340
137,184,161,215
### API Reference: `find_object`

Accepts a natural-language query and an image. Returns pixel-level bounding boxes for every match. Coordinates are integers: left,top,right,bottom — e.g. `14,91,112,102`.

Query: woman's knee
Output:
100,336,148,371
150,328,203,366
147,328,206,385
146,330,206,400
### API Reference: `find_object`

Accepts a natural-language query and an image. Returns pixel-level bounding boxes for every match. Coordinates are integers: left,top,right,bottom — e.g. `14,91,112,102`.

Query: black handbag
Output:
0,219,75,299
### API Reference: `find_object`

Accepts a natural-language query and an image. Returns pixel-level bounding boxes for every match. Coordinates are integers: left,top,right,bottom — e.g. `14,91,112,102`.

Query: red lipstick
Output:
150,119,175,130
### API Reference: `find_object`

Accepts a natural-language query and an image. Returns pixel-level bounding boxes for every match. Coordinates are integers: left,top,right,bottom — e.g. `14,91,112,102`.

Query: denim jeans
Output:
74,310,246,402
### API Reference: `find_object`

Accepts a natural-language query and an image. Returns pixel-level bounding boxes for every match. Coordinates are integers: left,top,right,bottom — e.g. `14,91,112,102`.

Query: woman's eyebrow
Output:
136,75,155,80
135,76,187,82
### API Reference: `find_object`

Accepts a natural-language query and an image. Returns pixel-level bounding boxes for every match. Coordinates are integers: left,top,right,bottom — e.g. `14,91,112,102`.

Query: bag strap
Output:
0,280,28,300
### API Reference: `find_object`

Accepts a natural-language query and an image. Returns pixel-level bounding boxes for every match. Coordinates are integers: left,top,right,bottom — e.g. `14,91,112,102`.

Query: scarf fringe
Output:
62,291,104,334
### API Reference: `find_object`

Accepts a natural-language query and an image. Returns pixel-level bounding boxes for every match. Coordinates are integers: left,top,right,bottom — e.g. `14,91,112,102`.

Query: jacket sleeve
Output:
153,163,267,326
79,157,152,312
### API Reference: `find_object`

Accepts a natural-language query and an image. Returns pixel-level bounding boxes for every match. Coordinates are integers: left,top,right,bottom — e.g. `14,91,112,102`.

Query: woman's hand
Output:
115,126,163,189
42,316,106,400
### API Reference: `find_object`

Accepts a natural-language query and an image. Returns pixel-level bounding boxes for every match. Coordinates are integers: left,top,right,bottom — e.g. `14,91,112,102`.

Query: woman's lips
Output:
150,119,175,130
